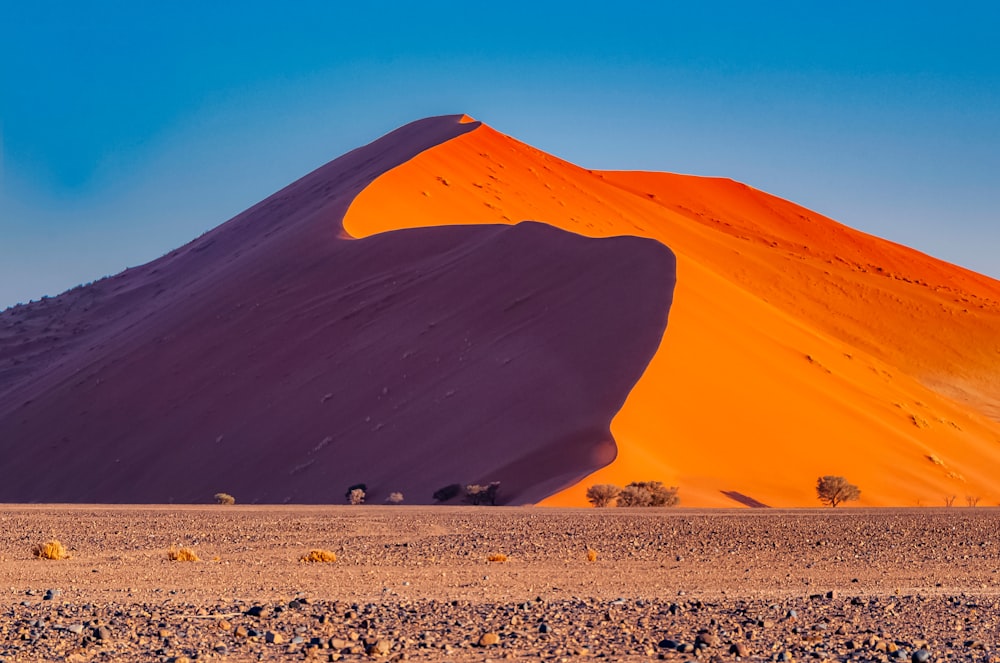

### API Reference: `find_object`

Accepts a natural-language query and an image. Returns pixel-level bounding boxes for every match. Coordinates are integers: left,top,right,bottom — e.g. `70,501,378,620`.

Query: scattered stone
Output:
479,632,500,646
265,631,284,644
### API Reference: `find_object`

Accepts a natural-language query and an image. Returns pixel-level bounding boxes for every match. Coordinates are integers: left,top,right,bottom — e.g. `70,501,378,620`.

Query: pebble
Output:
479,632,500,646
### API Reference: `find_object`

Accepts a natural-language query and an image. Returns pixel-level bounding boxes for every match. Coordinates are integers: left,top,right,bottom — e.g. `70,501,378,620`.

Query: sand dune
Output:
344,118,1000,507
0,115,675,504
3,113,998,506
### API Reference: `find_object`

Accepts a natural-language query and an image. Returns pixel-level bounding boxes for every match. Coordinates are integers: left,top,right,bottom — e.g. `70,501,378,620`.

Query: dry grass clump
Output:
167,545,200,562
214,492,236,505
300,549,337,563
586,548,599,562
487,553,508,563
33,539,69,560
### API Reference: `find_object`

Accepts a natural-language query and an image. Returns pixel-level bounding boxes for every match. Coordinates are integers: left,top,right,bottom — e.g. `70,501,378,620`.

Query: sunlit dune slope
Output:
345,120,1000,507
0,116,674,503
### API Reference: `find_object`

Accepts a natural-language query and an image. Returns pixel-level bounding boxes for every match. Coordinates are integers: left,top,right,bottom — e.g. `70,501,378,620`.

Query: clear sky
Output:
2,2,999,309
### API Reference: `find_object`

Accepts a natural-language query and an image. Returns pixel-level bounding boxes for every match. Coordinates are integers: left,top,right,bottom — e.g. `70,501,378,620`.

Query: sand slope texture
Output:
3,113,999,506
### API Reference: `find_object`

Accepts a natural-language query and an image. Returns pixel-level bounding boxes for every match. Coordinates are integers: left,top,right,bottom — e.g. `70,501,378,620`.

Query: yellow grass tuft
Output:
487,553,508,563
300,549,337,563
167,546,200,562
33,539,69,560
586,548,599,562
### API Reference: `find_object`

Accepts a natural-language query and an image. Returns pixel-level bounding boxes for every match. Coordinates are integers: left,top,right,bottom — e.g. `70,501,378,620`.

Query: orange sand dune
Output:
0,116,674,504
345,120,1000,507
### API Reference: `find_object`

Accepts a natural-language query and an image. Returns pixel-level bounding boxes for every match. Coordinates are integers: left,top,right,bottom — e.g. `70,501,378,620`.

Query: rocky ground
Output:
1,505,999,662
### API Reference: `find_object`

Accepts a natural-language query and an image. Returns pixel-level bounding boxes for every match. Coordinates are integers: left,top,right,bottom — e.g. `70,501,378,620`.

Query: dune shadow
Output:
721,491,771,508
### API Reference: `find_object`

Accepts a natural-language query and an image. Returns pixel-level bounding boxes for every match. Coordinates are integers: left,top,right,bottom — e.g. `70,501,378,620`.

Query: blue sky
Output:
2,2,999,308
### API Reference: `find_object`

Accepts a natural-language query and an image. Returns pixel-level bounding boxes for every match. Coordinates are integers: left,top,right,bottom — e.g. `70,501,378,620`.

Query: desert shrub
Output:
630,481,679,507
33,539,68,560
465,481,501,505
586,548,599,562
167,545,200,562
616,484,653,507
487,553,508,563
586,484,621,507
214,492,235,505
349,488,366,505
816,475,861,507
300,549,337,563
433,483,462,502
345,483,367,501
385,492,404,504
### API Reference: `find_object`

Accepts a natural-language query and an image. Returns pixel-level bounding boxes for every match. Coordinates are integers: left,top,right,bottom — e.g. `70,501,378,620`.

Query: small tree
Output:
627,481,679,507
385,492,404,504
465,482,500,505
345,483,367,501
214,492,235,505
944,495,956,507
816,475,860,507
616,484,653,507
966,495,980,507
586,484,621,508
348,488,366,505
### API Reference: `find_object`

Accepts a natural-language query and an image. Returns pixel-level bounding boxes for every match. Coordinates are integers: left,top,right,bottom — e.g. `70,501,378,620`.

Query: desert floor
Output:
1,505,998,662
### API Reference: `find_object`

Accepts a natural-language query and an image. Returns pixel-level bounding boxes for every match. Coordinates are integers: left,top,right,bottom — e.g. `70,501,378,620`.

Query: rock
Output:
730,642,749,657
912,650,931,663
292,635,305,644
479,632,500,646
217,619,231,631
538,623,550,634
95,626,111,641
234,625,249,638
245,605,264,617
67,624,84,635
695,632,720,647
658,639,678,650
265,631,284,644
366,639,392,656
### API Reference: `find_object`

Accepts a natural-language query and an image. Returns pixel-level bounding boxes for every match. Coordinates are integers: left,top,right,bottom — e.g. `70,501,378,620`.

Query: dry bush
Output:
167,546,200,562
586,548,599,562
487,553,508,563
300,549,337,563
816,475,861,507
214,492,235,505
629,481,679,507
33,539,69,560
586,484,621,507
616,485,653,507
385,492,404,504
349,488,366,505
465,482,501,505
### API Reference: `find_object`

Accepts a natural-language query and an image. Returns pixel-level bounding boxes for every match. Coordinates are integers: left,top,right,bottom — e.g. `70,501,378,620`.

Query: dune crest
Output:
0,116,674,504
344,121,1000,507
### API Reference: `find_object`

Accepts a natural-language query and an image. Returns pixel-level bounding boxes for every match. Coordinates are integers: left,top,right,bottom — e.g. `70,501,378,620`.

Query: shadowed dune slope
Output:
344,120,1000,507
0,115,675,503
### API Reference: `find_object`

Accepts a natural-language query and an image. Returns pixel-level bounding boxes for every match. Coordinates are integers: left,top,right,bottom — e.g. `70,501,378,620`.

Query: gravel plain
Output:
2,505,999,662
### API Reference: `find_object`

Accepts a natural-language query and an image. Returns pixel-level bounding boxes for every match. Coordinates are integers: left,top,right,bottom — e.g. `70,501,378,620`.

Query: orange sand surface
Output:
344,120,1000,507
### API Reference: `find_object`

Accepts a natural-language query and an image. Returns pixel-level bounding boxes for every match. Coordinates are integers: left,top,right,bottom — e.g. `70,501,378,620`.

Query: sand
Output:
0,115,674,504
343,118,1000,507
3,505,1000,661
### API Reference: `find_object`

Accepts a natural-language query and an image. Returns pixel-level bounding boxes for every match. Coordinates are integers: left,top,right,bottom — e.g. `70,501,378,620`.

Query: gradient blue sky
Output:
2,2,999,309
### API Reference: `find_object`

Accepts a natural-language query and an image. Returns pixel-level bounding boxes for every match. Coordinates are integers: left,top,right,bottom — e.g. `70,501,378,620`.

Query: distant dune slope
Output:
0,115,675,503
344,119,1000,507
